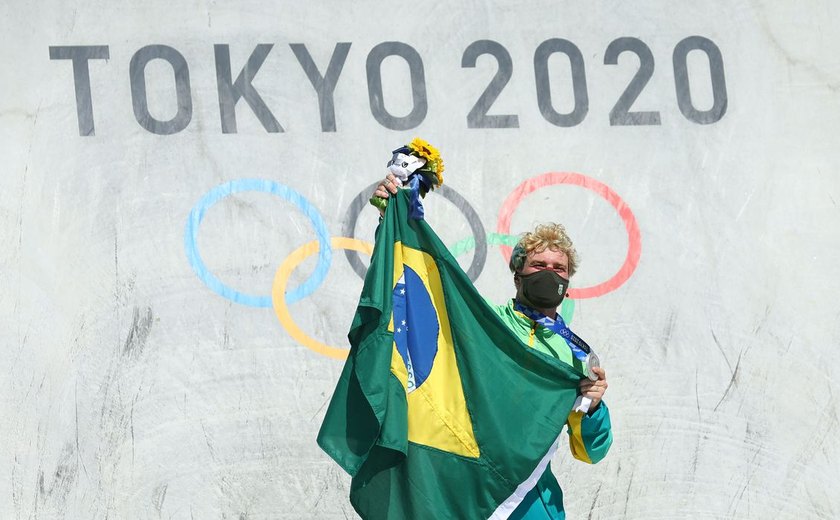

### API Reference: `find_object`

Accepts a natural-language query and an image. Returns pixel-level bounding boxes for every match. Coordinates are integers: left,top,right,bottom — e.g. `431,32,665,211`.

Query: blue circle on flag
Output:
392,266,439,389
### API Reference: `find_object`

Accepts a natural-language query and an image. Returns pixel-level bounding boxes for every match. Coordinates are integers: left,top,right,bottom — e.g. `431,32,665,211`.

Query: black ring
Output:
342,182,488,282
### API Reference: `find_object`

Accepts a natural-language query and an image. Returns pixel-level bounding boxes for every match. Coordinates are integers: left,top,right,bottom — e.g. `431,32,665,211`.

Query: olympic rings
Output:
271,237,373,360
184,178,332,307
497,172,642,300
187,172,640,360
342,182,488,282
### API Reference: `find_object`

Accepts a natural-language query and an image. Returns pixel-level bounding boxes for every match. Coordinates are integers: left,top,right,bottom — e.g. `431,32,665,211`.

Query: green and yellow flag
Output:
317,189,585,519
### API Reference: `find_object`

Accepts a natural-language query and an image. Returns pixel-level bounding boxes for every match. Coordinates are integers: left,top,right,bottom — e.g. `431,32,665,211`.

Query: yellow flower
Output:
408,137,445,186
433,159,445,185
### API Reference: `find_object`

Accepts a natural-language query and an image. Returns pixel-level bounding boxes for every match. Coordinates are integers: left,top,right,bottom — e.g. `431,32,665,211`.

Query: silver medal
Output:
585,351,600,381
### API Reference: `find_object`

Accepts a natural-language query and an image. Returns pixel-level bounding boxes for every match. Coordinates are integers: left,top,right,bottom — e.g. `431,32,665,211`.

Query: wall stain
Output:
123,306,154,358
153,482,168,516
709,326,733,374
35,443,79,511
713,348,744,411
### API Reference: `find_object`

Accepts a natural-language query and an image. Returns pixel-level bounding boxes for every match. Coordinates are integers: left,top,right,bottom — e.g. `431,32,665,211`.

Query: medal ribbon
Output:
514,301,593,361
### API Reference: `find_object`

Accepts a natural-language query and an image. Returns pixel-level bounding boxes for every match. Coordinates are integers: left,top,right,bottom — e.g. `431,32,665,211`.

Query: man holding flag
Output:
317,140,612,519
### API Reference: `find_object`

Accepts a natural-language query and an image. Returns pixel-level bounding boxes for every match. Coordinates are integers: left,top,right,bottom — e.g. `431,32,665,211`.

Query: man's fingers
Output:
385,177,399,194
379,175,399,195
579,379,608,394
581,388,606,400
372,173,404,204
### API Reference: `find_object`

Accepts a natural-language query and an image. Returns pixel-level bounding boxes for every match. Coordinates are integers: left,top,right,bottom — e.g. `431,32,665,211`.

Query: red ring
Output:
497,172,642,299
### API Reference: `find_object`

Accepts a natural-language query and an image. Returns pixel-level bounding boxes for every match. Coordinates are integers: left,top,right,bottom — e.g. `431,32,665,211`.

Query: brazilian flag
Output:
317,189,584,519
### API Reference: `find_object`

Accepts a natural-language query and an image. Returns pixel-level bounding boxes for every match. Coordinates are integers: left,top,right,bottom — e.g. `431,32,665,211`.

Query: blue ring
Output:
184,179,331,307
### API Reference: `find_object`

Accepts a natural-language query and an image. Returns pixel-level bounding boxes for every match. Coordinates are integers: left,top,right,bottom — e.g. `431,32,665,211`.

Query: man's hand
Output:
372,173,402,201
579,367,608,412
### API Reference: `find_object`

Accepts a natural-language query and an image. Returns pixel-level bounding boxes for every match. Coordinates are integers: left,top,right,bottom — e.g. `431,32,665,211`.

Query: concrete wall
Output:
2,1,839,518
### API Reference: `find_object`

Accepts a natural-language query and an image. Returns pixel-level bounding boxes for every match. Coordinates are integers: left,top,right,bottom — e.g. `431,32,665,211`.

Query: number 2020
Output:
460,36,726,128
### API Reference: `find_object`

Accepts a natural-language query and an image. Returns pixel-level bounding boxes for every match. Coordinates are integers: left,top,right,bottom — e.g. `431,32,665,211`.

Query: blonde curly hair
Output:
508,223,579,276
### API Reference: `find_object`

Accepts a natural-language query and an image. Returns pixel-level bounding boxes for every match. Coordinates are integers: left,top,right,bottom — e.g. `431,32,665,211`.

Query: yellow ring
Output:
271,237,374,359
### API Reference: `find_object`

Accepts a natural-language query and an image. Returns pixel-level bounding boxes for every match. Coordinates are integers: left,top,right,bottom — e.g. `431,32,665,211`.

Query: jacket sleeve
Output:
566,401,612,464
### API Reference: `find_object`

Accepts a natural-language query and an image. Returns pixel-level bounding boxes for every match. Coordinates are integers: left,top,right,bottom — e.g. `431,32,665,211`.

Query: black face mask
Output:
516,270,569,310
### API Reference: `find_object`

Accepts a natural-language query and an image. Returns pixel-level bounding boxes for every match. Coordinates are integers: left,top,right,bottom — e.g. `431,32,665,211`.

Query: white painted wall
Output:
2,1,839,518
